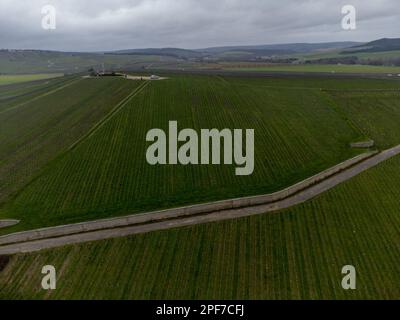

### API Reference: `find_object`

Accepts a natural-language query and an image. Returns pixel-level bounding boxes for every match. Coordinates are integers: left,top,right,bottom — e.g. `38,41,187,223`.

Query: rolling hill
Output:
342,38,400,53
0,49,182,74
111,47,204,59
200,41,361,54
0,39,397,74
111,42,362,61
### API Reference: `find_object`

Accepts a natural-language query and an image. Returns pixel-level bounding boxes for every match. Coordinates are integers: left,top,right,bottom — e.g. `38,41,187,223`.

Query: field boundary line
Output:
0,80,150,207
323,90,371,143
0,148,384,248
67,80,149,152
0,78,82,116
0,76,70,104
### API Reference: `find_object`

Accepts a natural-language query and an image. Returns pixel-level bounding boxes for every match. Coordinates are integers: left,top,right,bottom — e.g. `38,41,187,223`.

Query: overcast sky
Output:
0,0,399,51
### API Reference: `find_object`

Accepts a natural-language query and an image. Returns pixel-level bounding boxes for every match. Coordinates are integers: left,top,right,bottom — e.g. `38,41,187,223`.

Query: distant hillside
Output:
200,42,361,54
343,38,400,53
0,49,181,74
0,39,397,74
111,48,204,59
110,42,362,62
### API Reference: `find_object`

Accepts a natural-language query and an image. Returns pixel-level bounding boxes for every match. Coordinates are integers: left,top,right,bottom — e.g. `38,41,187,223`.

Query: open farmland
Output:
0,76,76,113
0,74,369,233
0,74,63,86
1,153,400,300
0,77,142,206
224,64,400,74
223,75,400,90
0,50,184,74
329,90,400,149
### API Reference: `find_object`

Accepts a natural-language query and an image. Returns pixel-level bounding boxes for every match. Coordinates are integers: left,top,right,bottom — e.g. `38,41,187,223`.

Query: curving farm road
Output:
1,144,400,255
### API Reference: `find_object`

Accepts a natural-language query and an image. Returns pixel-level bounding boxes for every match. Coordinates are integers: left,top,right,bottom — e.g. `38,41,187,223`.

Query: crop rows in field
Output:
2,154,400,299
0,77,141,207
329,90,400,149
0,76,76,113
1,75,364,232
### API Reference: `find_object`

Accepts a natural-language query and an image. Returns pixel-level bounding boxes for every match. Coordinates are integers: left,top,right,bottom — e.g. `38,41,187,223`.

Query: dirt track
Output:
0,220,19,229
1,144,400,255
0,150,376,246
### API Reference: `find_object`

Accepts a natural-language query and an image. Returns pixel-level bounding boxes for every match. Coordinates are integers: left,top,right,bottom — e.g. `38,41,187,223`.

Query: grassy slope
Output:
0,75,365,232
0,77,141,206
1,153,400,299
0,74,63,86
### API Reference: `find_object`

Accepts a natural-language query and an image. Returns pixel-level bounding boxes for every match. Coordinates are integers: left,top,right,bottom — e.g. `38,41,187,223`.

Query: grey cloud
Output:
0,0,398,51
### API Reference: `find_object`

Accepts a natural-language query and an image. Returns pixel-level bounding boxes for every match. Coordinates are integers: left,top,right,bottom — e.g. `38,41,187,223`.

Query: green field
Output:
221,75,400,90
1,153,400,299
225,64,400,74
0,74,63,86
291,49,400,64
0,76,142,207
329,90,400,149
0,74,373,233
0,76,76,113
1,73,400,300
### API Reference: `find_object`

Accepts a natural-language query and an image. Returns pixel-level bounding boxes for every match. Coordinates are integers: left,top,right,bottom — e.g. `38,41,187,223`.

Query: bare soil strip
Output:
1,145,400,254
0,220,19,230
